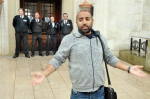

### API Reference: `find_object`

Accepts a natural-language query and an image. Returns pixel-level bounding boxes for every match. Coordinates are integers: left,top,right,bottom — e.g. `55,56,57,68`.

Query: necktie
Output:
64,20,66,24
52,23,54,27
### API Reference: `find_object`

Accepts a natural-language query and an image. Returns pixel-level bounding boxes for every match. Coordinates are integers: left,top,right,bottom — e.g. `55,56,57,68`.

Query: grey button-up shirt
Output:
49,31,119,92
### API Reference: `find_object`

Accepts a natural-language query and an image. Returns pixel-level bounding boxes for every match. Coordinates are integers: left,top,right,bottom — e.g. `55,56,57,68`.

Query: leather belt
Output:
81,86,104,94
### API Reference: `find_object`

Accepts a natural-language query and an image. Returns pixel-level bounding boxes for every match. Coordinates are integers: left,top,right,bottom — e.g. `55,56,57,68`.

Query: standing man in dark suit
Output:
30,12,43,57
59,13,73,40
13,8,30,58
46,16,59,56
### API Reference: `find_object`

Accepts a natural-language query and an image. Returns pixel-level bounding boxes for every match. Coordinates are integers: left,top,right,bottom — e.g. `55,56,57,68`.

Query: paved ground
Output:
0,55,150,99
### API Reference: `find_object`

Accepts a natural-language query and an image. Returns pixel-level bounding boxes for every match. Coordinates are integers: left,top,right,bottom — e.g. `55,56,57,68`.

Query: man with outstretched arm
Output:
32,10,149,99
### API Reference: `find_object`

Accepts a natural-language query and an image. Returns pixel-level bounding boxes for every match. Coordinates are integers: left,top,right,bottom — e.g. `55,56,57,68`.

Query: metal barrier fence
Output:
130,36,148,57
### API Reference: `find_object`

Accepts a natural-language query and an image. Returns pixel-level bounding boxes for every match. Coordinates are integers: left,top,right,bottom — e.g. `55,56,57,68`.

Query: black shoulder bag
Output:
95,31,117,99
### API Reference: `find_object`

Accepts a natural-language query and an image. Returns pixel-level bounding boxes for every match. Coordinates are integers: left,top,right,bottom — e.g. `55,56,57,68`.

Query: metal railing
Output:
130,37,148,57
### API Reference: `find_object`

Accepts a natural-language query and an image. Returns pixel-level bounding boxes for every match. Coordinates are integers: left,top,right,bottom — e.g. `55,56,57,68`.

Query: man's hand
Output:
31,72,45,86
31,64,56,86
130,65,149,78
115,62,149,78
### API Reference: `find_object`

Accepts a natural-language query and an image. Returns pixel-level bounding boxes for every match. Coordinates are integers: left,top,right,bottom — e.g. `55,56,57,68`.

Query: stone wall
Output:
93,0,145,56
62,0,74,22
142,0,150,31
72,0,145,56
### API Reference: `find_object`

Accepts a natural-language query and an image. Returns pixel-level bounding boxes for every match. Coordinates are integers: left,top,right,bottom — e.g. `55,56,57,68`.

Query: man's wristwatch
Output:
128,66,131,73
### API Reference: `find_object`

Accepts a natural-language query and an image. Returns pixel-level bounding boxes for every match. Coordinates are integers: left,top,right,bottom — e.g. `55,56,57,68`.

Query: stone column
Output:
7,0,20,55
0,0,19,56
0,0,9,56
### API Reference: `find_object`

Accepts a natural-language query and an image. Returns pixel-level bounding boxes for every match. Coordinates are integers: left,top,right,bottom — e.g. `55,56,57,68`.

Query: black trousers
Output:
46,35,57,53
32,33,42,54
57,34,68,49
15,32,29,55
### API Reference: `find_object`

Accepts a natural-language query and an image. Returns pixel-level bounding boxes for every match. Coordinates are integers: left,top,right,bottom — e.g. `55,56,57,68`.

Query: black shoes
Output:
46,52,49,56
31,52,43,56
13,54,30,58
25,54,30,58
39,53,43,56
31,53,34,57
13,54,19,58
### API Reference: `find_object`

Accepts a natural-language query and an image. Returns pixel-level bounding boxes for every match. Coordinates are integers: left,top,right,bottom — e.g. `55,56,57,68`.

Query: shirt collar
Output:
20,15,24,18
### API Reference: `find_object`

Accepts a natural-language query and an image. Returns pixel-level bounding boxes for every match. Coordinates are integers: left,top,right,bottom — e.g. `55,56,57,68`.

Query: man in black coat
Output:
12,8,30,58
30,12,43,56
59,13,73,40
46,16,59,56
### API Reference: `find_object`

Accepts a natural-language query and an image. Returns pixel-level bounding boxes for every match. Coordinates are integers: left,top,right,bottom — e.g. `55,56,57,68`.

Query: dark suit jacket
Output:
30,19,43,33
59,19,73,35
47,22,59,35
13,15,30,33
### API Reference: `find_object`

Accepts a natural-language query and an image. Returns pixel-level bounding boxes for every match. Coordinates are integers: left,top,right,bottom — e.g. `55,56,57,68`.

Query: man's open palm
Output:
32,72,45,86
130,66,149,78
